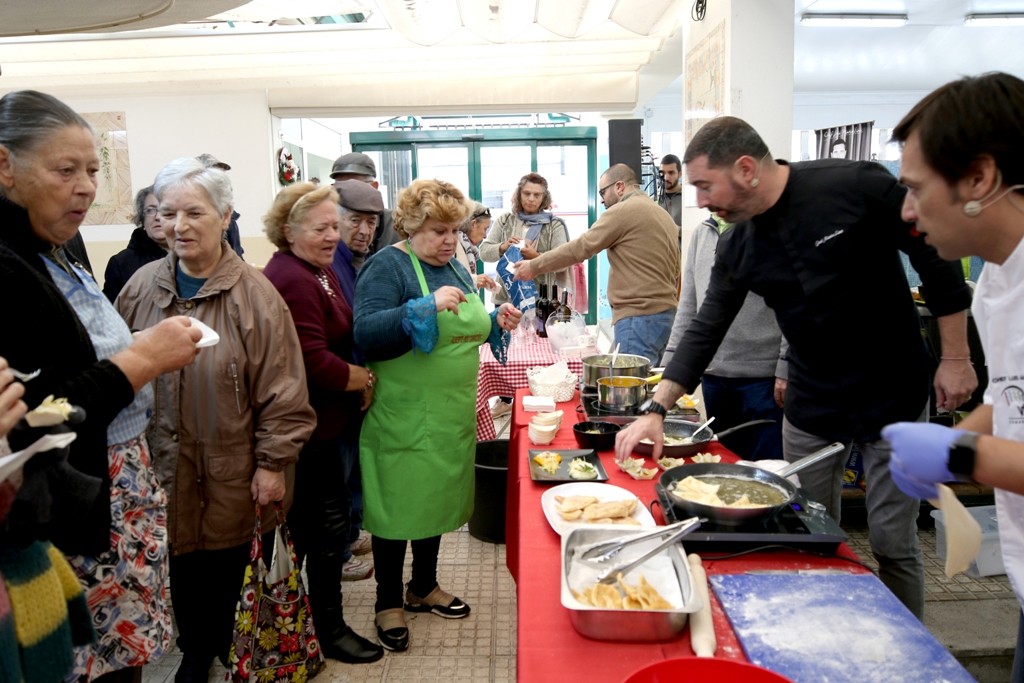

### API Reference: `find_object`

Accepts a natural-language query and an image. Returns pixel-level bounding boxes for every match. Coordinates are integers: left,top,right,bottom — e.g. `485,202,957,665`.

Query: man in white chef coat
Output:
881,71,1024,680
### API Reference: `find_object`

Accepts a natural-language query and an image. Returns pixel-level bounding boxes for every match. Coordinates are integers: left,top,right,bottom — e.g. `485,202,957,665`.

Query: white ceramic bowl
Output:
532,423,557,446
529,422,559,435
531,410,564,426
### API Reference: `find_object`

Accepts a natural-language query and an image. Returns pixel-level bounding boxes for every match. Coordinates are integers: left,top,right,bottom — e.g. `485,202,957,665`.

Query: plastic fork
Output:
10,368,40,382
574,516,702,565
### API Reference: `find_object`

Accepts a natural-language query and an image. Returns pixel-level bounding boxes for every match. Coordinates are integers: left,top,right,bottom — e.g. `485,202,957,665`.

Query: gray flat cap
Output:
330,152,376,178
333,179,384,213
196,153,230,170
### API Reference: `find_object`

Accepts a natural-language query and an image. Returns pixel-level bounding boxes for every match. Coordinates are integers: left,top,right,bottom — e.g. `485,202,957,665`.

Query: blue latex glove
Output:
881,422,962,499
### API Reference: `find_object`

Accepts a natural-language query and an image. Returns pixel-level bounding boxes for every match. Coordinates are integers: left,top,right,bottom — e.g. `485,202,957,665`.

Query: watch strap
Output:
947,431,979,482
641,398,668,418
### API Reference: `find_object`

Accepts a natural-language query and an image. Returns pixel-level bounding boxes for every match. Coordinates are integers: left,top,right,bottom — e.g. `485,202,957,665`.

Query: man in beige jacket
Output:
515,164,678,362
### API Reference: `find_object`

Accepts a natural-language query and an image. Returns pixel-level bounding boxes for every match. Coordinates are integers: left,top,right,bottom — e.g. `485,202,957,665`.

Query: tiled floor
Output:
142,405,1015,682
144,528,517,683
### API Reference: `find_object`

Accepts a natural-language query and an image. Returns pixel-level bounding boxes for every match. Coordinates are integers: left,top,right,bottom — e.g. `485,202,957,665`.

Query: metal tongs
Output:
573,516,703,584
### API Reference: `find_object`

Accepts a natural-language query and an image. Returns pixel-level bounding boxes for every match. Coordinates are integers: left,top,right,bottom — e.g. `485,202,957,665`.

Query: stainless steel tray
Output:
560,526,701,641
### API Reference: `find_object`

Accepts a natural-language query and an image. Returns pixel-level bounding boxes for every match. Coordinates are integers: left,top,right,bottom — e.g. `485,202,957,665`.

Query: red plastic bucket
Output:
623,658,794,683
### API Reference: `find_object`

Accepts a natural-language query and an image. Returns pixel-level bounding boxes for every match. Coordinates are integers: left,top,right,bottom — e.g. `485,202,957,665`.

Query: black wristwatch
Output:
639,398,669,418
948,431,979,482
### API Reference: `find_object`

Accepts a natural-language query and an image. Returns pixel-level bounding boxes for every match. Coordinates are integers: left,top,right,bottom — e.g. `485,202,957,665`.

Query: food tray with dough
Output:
561,525,701,641
541,482,655,535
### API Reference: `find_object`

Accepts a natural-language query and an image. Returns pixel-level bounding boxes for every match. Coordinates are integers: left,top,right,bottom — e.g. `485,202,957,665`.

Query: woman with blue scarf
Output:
478,172,570,305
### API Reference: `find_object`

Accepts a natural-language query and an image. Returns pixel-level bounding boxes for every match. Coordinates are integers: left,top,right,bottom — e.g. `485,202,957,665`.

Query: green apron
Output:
359,247,493,539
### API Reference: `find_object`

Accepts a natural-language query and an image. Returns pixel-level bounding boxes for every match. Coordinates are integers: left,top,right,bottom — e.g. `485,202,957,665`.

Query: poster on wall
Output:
815,121,874,161
82,111,132,225
684,20,726,150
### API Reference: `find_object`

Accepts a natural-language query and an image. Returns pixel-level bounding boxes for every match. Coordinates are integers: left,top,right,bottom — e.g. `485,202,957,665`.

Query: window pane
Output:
418,146,470,197
537,144,589,240
480,145,532,210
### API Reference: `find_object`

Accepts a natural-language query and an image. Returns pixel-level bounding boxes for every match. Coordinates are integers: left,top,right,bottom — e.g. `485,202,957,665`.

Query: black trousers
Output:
288,437,353,633
371,534,441,612
169,539,266,663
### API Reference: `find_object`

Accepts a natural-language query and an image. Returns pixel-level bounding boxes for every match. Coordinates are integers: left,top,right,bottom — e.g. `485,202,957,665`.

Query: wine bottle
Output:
535,283,549,337
555,287,572,317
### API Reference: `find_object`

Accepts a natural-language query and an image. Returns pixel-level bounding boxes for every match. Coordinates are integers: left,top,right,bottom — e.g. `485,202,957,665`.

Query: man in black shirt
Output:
617,116,976,618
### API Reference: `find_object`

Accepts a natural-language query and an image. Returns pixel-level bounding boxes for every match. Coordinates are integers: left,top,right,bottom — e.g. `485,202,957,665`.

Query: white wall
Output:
64,90,280,272
793,90,931,131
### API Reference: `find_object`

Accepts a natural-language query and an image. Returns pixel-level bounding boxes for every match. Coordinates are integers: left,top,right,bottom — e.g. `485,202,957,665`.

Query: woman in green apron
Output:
353,179,522,653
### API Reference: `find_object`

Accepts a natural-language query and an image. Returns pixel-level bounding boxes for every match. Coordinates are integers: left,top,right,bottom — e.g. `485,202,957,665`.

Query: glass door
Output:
352,127,598,322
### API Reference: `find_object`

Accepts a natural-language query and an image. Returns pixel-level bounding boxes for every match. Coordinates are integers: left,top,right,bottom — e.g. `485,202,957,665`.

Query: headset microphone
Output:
963,181,1024,217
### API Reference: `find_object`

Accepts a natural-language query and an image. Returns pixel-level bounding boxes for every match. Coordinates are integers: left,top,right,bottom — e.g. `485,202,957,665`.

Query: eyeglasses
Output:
143,207,159,216
598,181,618,197
472,208,491,219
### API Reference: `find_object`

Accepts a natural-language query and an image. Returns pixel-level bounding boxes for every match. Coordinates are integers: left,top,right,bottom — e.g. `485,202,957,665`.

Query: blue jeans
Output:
612,310,675,364
700,374,783,461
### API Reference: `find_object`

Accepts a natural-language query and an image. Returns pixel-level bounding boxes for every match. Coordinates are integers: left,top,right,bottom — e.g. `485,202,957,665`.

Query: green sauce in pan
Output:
694,475,787,506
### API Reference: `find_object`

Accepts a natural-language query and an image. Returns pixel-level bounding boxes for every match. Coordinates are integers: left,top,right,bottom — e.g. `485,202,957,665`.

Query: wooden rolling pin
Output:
687,553,716,657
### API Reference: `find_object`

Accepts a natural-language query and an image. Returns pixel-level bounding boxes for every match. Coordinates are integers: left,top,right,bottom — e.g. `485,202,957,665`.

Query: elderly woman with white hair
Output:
116,158,316,681
0,90,202,683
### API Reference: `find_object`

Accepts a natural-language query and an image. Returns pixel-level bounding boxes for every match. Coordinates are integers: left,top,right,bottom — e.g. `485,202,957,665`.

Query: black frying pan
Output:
657,442,846,526
633,419,776,458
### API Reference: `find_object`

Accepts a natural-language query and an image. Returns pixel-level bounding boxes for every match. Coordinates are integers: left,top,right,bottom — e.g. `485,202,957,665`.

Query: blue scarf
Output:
518,211,553,243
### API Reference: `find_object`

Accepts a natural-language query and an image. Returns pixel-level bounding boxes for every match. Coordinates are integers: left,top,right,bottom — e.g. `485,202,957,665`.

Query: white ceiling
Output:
0,0,1021,115
793,0,1024,92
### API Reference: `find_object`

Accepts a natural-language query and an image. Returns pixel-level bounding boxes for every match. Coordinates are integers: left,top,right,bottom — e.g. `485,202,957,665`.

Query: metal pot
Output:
658,442,846,526
633,419,776,458
597,376,647,410
582,354,651,389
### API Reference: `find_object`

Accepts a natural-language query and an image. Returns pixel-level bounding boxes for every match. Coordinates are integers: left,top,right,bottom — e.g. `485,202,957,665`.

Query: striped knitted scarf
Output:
0,540,95,683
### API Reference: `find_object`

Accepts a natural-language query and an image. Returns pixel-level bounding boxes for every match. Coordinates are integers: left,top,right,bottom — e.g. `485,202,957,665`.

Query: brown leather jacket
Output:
116,247,316,554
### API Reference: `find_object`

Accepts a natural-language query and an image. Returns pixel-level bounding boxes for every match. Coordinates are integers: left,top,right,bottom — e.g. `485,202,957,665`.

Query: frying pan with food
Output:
658,442,846,526
633,419,776,458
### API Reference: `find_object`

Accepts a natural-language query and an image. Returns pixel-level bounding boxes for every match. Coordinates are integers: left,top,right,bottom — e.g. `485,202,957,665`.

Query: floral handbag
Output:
227,503,325,683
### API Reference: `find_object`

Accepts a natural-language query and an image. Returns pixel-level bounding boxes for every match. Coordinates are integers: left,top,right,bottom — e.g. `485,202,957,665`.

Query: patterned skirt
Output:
66,434,171,681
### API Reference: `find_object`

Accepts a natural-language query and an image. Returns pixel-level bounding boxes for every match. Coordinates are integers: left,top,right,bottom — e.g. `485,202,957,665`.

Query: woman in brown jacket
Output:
116,157,316,682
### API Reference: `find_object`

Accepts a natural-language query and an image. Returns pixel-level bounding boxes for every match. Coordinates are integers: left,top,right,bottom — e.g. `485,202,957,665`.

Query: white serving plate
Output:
541,482,655,536
190,318,220,348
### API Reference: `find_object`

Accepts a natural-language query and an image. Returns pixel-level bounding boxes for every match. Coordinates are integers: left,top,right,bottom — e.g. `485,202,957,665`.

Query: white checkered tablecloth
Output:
475,337,584,441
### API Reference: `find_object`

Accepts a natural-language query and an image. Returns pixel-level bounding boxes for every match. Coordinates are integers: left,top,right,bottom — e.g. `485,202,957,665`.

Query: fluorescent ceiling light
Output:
964,13,1024,26
800,13,908,28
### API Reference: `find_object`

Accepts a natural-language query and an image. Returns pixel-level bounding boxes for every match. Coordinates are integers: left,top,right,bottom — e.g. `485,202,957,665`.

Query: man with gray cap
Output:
330,152,397,255
196,153,245,258
330,178,386,581
332,179,385,305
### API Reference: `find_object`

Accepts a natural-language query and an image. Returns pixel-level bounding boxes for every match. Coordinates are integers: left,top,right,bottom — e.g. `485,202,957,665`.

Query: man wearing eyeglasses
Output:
514,164,679,362
329,179,386,583
329,152,398,257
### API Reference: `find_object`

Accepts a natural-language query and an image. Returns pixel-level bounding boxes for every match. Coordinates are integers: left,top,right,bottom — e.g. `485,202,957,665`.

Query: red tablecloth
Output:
506,388,871,683
475,337,584,441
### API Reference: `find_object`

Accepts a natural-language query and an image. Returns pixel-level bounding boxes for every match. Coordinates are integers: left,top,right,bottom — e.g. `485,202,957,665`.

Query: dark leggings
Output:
371,535,442,612
93,666,142,683
169,538,269,663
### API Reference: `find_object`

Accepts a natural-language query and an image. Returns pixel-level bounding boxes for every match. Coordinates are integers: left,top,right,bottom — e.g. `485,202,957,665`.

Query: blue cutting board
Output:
711,573,974,683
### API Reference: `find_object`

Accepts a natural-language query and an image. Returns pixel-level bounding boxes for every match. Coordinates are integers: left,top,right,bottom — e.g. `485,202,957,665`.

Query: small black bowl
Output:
572,421,621,451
